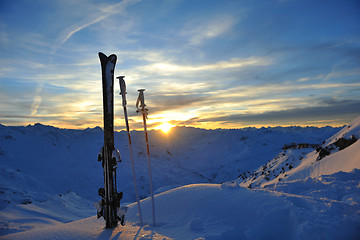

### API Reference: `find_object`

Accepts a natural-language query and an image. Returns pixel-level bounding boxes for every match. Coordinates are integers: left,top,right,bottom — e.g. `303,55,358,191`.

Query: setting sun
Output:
156,123,175,134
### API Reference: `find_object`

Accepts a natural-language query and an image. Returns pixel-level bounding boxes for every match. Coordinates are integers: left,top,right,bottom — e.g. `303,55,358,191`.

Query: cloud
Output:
2,0,359,130
297,77,310,82
56,16,107,47
0,24,9,47
149,93,210,114
142,57,272,74
211,82,360,99
52,0,142,54
31,84,43,115
324,67,360,81
180,15,237,45
198,99,360,126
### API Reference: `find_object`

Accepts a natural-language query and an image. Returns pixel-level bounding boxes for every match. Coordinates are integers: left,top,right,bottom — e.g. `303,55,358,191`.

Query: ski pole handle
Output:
117,76,127,107
136,89,148,117
136,89,145,108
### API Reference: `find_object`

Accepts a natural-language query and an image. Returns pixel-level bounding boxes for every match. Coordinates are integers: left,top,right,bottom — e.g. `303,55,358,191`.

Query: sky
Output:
0,0,359,130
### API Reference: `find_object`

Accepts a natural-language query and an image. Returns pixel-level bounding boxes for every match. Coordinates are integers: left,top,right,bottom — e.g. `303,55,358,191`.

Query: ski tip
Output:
98,52,107,63
98,52,117,63
108,54,117,63
138,89,145,92
116,76,125,79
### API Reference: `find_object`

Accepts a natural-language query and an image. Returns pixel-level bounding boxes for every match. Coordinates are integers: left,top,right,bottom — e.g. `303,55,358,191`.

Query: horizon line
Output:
0,122,347,132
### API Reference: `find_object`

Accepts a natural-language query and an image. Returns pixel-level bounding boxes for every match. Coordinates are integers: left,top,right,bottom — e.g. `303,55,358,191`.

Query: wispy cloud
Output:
180,15,237,45
297,77,310,82
31,83,43,115
56,17,107,47
142,57,272,74
324,67,360,81
213,82,360,99
200,99,360,127
52,0,142,54
0,22,9,47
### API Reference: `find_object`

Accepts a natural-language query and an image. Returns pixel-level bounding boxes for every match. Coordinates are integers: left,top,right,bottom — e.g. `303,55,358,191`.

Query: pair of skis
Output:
95,52,124,229
96,52,155,229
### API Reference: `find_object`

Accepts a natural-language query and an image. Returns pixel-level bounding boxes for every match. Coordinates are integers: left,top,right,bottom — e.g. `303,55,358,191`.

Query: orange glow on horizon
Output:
155,122,175,134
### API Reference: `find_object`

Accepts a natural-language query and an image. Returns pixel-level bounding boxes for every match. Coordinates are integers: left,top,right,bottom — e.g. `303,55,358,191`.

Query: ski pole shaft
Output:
125,110,144,226
136,89,156,226
117,76,143,226
142,112,156,227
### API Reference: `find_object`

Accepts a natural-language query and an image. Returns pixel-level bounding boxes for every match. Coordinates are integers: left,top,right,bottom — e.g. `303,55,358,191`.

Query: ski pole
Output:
117,76,143,226
136,89,156,226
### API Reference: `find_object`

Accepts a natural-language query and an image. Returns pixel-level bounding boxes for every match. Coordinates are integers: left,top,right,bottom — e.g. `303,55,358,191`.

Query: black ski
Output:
96,52,124,228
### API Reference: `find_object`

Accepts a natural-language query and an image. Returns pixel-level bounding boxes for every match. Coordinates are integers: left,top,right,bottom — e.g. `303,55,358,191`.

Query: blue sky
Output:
0,0,359,130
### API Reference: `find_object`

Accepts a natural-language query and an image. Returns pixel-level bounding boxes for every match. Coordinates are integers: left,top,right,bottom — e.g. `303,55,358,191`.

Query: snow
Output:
299,140,360,179
1,116,359,239
0,191,93,235
3,180,360,239
237,115,360,189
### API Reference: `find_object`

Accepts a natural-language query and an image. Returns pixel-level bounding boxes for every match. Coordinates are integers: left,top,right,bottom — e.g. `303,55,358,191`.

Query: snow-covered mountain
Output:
1,117,359,239
237,115,360,188
0,123,339,206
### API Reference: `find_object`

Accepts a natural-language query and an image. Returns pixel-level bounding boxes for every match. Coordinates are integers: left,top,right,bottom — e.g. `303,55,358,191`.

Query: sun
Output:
156,122,175,134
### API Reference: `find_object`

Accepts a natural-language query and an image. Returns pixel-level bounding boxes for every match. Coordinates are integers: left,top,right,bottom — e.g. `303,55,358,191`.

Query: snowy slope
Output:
1,119,359,239
2,177,360,240
0,191,93,234
237,115,360,188
288,115,360,180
